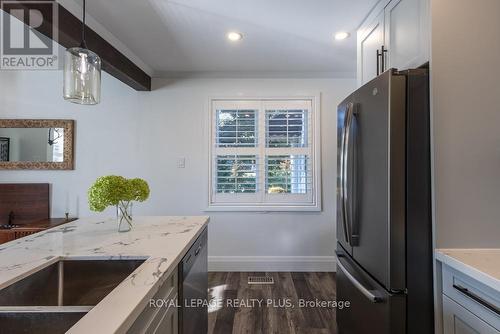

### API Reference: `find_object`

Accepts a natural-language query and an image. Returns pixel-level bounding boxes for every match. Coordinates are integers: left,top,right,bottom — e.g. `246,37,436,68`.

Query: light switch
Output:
177,157,186,168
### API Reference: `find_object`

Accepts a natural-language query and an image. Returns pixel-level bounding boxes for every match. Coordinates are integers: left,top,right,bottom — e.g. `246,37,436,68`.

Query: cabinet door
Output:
443,295,499,334
127,271,178,334
384,0,429,70
357,11,385,86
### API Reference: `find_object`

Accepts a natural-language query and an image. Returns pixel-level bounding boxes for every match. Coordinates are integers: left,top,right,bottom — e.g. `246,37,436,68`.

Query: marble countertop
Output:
0,216,209,333
435,249,500,292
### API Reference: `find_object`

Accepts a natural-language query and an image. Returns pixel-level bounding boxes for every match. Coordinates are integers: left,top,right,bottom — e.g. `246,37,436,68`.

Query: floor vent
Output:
248,276,274,285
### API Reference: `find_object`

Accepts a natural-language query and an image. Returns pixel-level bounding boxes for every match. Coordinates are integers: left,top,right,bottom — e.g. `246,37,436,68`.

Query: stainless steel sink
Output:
0,259,145,333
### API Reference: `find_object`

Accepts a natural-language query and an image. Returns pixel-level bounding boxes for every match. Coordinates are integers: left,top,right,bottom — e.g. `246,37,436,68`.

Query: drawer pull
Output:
195,245,202,256
453,284,500,316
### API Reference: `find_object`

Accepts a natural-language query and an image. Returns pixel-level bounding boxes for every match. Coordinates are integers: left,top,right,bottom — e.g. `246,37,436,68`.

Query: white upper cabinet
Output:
385,0,429,70
357,0,429,87
357,11,385,87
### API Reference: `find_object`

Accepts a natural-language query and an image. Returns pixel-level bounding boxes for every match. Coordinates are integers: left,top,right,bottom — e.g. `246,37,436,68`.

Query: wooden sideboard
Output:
0,183,77,245
0,183,50,225
0,218,77,244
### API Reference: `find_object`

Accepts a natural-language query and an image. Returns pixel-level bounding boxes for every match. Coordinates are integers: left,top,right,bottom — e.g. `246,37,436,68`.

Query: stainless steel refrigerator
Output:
336,68,434,334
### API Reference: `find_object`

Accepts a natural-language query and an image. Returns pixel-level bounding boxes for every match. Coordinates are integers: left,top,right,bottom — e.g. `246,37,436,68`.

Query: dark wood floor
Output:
208,272,337,334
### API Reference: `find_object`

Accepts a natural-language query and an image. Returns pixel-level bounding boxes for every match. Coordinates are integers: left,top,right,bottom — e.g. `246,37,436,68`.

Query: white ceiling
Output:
81,0,378,78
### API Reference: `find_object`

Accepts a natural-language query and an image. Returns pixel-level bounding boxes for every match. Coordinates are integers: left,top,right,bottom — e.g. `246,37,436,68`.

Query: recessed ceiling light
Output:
334,32,350,41
227,32,243,42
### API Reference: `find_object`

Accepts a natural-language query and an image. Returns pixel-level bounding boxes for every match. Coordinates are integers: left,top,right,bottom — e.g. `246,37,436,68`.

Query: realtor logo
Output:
1,1,58,70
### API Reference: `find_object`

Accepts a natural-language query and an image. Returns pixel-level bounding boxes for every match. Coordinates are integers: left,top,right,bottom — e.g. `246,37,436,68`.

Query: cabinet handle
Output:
380,45,388,72
195,244,202,256
453,284,500,315
376,49,381,76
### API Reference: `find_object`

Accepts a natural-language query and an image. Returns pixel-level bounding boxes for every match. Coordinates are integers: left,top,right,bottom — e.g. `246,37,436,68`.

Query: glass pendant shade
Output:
63,0,101,105
63,47,101,105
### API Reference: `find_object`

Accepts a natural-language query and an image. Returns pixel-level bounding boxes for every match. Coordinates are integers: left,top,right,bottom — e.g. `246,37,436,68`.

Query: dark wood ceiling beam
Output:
0,0,151,91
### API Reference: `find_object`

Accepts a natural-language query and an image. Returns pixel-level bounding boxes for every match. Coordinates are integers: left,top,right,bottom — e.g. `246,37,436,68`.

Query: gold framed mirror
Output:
0,119,74,170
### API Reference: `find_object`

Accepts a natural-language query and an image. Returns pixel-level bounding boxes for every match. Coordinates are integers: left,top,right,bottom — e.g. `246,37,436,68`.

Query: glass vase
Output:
117,201,133,232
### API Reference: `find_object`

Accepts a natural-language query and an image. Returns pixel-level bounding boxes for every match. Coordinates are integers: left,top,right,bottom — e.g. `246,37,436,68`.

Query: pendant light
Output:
63,0,101,105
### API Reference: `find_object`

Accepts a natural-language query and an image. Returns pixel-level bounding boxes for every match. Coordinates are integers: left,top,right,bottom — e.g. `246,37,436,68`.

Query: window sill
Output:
205,204,321,212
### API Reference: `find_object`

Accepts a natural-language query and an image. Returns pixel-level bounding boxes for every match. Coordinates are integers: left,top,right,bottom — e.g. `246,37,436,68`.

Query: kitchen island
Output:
436,249,500,333
0,216,209,333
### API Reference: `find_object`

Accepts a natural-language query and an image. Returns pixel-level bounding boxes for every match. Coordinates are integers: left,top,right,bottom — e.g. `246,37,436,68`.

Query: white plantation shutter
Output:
211,101,261,204
266,155,311,194
209,98,320,210
266,109,308,148
216,109,257,147
216,155,257,193
262,100,314,205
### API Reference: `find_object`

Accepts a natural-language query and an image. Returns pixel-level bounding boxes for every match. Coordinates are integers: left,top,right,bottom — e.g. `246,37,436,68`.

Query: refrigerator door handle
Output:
337,257,384,303
344,103,359,246
339,106,348,244
341,103,353,245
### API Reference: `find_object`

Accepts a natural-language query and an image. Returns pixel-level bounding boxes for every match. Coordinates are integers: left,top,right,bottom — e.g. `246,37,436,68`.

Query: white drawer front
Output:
127,270,178,334
152,302,178,334
443,295,499,334
442,264,500,330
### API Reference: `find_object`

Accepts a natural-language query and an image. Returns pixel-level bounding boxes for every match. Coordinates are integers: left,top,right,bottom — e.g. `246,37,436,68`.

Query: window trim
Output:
206,95,322,212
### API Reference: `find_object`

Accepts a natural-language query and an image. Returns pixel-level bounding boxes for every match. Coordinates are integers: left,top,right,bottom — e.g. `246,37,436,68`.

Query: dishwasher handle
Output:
182,228,207,277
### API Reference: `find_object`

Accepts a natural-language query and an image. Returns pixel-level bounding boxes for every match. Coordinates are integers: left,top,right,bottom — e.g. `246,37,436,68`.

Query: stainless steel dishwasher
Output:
178,227,208,334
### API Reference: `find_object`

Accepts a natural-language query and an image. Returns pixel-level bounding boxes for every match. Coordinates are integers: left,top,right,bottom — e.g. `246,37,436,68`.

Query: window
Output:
208,99,320,211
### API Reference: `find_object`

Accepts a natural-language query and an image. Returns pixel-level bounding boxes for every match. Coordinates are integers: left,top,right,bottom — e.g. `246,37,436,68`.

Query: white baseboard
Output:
208,256,336,272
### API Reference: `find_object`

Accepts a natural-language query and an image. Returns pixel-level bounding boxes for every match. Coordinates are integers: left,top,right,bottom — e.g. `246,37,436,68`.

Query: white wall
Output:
0,70,355,271
0,70,143,216
431,0,500,248
147,78,355,271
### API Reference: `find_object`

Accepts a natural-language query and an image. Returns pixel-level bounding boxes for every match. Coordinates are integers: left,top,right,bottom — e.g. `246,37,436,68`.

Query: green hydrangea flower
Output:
123,178,150,202
88,175,150,212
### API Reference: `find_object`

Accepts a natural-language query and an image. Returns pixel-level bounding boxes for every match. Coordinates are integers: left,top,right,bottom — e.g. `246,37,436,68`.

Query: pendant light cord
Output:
81,0,87,48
